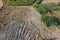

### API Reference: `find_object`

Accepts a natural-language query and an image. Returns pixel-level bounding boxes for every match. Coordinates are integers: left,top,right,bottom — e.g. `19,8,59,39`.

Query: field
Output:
0,0,60,40
2,0,60,27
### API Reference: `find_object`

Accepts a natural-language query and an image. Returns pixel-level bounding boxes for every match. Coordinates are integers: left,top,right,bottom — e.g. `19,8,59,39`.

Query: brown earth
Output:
0,2,60,40
0,6,42,40
42,0,60,4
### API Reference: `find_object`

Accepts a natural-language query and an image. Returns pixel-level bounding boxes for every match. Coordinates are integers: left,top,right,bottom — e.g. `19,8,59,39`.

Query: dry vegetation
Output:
42,0,60,4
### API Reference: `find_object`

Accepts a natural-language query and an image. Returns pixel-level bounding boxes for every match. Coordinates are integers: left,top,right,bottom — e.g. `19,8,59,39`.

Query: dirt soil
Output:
42,0,60,4
0,6,60,40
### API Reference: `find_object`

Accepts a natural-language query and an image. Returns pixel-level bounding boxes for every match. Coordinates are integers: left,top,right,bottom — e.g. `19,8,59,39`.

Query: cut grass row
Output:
2,0,35,6
2,0,43,6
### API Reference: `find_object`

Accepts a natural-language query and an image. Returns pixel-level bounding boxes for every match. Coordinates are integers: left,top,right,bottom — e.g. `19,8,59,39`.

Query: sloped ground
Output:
0,6,60,40
0,6,46,40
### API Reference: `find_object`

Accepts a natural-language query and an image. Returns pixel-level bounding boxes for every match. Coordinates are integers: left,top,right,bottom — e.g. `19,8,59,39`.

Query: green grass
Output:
2,0,35,6
2,0,43,6
34,4,48,15
54,5,60,11
42,16,60,27
34,4,60,27
35,0,43,4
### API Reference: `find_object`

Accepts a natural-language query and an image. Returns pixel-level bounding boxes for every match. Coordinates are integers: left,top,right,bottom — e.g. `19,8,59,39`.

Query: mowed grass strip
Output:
2,0,35,6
